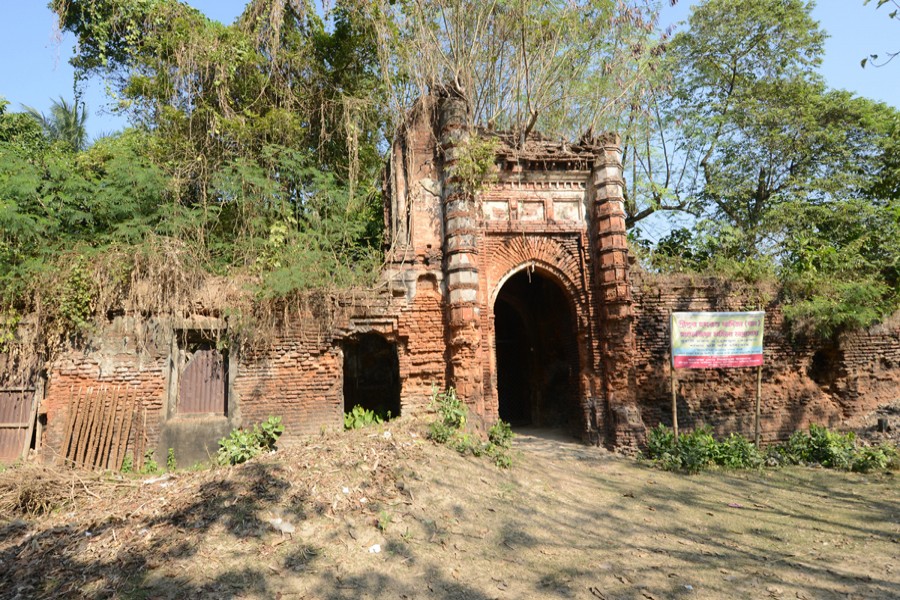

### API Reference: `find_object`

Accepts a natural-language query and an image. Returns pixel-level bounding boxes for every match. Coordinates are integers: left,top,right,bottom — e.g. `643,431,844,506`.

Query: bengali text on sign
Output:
671,311,764,369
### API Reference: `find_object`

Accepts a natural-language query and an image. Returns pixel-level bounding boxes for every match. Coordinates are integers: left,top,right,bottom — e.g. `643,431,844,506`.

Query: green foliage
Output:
217,416,284,466
362,0,663,140
376,509,392,532
216,417,283,462
22,97,89,152
140,449,160,475
121,454,133,473
344,405,386,430
711,433,765,470
646,425,763,473
427,387,467,444
166,447,177,472
0,2,388,354
775,199,900,337
772,424,858,470
629,0,899,338
647,423,898,474
851,444,899,473
455,135,499,197
427,387,513,468
488,420,514,448
218,428,264,466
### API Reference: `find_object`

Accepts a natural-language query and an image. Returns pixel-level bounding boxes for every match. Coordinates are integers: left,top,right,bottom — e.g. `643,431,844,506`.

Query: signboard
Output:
671,311,764,369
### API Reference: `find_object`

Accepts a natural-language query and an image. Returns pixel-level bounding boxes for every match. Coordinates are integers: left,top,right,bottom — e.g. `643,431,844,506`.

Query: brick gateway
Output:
4,90,898,464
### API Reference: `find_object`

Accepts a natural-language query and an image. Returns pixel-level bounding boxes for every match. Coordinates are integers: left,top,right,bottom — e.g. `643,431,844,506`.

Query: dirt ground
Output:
0,421,898,599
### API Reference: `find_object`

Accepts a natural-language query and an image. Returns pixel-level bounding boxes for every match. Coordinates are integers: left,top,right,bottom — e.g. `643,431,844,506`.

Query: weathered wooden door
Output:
0,389,35,462
177,345,227,415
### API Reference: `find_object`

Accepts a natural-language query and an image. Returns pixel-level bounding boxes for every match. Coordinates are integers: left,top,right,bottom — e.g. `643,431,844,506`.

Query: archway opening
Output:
343,333,401,419
494,269,581,433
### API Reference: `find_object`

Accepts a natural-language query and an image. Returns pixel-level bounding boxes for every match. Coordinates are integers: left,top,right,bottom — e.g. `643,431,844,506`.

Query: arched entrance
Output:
493,269,581,432
343,333,401,419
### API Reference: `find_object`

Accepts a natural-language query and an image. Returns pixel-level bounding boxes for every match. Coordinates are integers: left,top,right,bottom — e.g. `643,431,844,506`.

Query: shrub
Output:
217,416,284,466
645,425,762,473
344,405,386,430
428,387,513,468
140,449,160,474
712,433,764,469
646,422,897,475
675,427,717,474
851,444,899,473
645,424,676,459
772,424,857,469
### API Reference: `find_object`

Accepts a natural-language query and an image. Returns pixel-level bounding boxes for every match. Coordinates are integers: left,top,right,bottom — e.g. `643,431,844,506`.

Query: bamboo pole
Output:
116,392,135,472
72,387,94,467
109,389,128,471
96,387,120,470
755,364,762,447
671,367,678,441
19,382,42,461
85,386,106,468
58,386,77,466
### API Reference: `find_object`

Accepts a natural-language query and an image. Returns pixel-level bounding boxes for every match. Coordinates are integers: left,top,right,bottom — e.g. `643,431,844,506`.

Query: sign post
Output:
670,311,765,445
669,313,678,440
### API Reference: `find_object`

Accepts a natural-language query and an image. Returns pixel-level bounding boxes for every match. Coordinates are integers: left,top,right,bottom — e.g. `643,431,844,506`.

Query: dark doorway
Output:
343,333,401,418
494,270,580,432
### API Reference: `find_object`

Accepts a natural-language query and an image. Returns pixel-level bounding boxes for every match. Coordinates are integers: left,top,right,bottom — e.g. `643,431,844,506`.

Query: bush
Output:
772,424,857,469
645,424,676,459
646,423,897,475
712,433,764,469
646,425,763,473
217,416,284,466
851,444,899,473
427,387,513,468
344,405,387,430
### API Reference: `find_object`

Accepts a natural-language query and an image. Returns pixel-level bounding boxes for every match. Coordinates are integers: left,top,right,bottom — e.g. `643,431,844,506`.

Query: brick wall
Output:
40,317,170,463
632,272,900,442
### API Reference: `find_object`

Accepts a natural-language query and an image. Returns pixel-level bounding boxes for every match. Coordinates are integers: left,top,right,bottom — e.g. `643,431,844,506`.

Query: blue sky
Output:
1,1,897,140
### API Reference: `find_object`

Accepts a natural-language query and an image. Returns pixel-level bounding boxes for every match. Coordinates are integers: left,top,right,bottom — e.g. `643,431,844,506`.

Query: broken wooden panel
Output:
178,345,227,415
0,389,33,463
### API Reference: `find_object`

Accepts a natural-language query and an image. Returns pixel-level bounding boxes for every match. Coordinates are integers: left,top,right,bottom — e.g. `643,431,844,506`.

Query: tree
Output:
623,0,829,232
353,0,665,144
862,0,899,67
628,0,900,335
22,97,89,152
44,0,386,296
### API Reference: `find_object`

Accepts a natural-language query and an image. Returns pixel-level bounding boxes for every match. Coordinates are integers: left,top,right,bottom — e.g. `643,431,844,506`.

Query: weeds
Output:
427,387,513,468
140,449,160,475
344,405,388,430
217,416,284,466
645,423,898,474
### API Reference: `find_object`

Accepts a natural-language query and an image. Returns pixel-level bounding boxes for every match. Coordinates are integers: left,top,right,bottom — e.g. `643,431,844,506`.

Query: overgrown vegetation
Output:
0,0,897,352
626,0,900,338
644,424,899,474
427,387,513,468
343,405,388,430
1,0,388,358
217,416,284,466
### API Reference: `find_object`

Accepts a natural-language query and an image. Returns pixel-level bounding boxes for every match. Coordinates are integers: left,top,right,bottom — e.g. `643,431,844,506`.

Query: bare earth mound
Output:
0,420,897,599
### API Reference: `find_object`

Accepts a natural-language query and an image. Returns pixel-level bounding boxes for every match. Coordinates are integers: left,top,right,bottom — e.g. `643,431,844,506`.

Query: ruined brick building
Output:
1,89,898,466
378,89,642,446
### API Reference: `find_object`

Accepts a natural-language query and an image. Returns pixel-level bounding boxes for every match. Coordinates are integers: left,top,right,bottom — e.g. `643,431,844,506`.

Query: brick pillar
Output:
439,91,483,412
592,136,644,450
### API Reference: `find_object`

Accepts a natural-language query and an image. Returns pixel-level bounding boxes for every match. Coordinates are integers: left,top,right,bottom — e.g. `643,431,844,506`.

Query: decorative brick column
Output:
439,91,483,412
592,136,644,449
